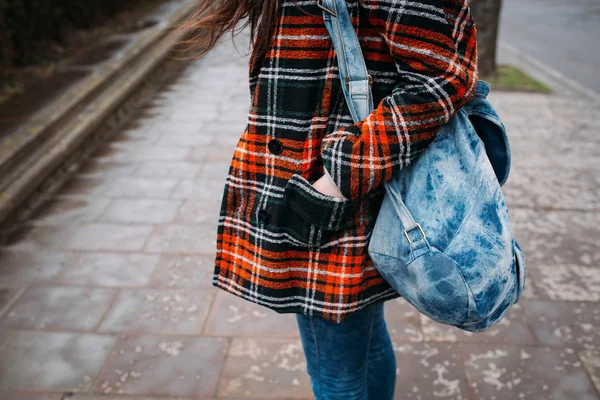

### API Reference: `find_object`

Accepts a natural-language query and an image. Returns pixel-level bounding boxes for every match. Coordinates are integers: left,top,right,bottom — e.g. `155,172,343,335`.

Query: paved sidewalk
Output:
0,31,599,400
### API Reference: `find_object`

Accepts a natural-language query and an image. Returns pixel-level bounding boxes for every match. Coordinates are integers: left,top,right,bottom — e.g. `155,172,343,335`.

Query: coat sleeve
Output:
320,0,479,201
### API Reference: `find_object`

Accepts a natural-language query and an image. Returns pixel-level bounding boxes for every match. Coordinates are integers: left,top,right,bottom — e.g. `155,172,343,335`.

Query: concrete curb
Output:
499,41,600,103
0,0,197,227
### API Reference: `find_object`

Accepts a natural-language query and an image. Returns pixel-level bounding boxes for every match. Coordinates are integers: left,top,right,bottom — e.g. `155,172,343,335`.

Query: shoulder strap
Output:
319,0,429,251
318,0,374,122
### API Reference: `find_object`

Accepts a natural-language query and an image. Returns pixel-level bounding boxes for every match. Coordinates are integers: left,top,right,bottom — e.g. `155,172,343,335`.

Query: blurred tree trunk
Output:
0,0,14,67
469,0,503,77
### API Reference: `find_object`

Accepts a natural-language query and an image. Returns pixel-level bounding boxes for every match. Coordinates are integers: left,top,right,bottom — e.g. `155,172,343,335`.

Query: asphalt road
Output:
499,0,600,95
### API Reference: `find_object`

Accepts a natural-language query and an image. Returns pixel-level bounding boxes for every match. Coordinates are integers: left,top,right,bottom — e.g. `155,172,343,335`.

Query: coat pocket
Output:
280,173,357,247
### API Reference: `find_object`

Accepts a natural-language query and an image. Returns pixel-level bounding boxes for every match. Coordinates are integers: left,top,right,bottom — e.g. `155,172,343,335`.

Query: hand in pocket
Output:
311,174,346,199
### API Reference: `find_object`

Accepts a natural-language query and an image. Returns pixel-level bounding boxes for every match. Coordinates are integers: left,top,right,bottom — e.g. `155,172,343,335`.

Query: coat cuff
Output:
320,126,361,201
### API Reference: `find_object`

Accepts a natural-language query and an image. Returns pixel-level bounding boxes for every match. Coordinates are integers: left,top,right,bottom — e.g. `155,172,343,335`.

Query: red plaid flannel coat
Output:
214,0,479,322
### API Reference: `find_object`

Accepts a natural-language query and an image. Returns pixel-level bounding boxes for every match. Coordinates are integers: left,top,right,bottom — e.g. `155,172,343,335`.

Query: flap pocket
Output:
283,173,356,231
278,173,384,247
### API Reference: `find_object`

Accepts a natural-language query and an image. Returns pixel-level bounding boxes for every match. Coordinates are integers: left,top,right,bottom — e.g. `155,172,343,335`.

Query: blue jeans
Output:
295,301,397,400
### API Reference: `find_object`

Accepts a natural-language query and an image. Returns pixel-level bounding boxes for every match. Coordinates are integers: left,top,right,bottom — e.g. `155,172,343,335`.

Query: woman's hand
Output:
311,174,347,199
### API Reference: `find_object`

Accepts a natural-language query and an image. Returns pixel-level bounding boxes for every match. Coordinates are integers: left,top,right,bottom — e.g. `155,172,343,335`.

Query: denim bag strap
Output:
318,0,426,250
319,0,374,121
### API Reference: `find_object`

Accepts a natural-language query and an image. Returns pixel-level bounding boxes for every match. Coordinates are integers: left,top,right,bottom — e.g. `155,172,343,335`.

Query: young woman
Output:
181,0,477,398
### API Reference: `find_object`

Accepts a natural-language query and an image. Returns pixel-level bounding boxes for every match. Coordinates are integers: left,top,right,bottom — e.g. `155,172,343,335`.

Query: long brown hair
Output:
175,0,285,69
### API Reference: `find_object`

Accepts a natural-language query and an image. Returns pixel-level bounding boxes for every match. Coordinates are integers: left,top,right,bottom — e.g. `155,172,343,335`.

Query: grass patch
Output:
483,65,552,94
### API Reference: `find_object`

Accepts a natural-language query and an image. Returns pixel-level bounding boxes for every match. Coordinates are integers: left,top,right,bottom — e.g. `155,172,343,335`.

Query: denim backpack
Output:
319,0,526,332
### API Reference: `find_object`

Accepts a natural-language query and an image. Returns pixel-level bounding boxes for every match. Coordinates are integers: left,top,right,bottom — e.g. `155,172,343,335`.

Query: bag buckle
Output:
317,0,336,17
404,224,427,244
346,75,373,90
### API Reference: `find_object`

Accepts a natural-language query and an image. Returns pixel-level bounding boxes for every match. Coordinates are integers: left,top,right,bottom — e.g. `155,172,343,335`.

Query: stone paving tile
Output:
392,343,471,400
218,338,312,399
209,134,244,149
98,288,214,334
384,298,424,342
211,397,274,400
521,273,539,300
145,121,206,136
463,345,597,400
575,127,600,144
421,303,537,346
1,286,115,331
78,161,140,179
149,254,215,288
30,197,111,225
549,100,600,132
173,199,222,225
201,121,248,137
509,141,572,170
9,224,80,251
526,265,600,302
66,223,154,251
0,329,9,348
204,291,299,338
503,123,563,142
72,397,188,400
58,253,159,288
503,116,594,145
511,208,600,268
134,161,202,179
127,111,177,129
92,335,226,398
0,331,117,392
170,179,226,200
0,251,69,284
144,224,217,254
197,160,233,181
169,108,219,123
523,300,600,350
0,288,22,317
100,199,182,224
515,137,600,170
156,133,213,147
579,350,600,397
188,144,236,162
104,177,179,199
72,397,190,400
0,394,62,400
95,146,190,163
503,168,600,211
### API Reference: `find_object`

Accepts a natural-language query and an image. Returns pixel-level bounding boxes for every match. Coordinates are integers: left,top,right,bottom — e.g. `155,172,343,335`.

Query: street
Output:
0,17,599,400
500,0,600,95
